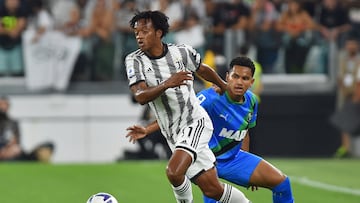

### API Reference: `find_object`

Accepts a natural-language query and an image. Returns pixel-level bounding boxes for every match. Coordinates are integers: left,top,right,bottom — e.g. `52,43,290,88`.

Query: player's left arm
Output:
126,120,160,144
241,131,250,152
196,63,227,94
241,92,259,151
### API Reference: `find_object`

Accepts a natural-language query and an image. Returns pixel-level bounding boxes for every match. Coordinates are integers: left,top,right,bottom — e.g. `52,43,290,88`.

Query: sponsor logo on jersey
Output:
218,128,247,141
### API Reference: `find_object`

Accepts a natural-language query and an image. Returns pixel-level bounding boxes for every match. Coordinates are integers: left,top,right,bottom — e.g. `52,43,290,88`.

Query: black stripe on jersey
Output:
152,59,175,139
191,118,204,148
179,47,194,126
186,47,198,70
176,145,197,162
132,57,142,83
179,46,188,70
165,51,185,137
185,96,194,126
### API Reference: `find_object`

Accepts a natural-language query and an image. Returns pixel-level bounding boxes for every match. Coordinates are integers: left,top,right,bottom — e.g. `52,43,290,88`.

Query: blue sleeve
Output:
247,91,258,128
196,88,216,111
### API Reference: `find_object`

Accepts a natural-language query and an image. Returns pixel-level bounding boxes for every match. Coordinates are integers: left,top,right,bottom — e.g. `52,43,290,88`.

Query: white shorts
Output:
167,117,216,180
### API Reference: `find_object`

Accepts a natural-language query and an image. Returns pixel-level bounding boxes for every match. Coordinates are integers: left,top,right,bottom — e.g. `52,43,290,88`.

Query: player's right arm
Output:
126,120,161,143
130,71,193,105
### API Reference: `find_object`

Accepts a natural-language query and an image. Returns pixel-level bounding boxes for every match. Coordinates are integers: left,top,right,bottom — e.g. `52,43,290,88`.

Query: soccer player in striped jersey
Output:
127,56,295,203
197,56,294,203
125,10,250,203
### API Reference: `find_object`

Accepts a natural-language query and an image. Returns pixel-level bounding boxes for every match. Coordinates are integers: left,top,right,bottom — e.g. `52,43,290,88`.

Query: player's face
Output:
226,65,254,102
133,19,161,54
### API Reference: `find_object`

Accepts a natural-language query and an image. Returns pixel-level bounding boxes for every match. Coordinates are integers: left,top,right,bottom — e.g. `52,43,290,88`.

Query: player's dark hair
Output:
129,10,170,38
229,56,256,77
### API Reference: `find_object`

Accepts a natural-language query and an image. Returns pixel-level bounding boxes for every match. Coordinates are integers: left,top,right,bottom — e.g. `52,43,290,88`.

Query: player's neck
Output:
146,43,167,59
225,91,244,104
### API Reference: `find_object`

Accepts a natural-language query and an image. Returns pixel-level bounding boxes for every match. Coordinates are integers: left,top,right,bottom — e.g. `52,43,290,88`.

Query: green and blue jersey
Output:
197,88,258,160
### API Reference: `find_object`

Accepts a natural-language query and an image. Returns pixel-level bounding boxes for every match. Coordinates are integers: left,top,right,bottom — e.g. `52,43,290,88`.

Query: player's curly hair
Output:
229,56,256,77
129,10,170,38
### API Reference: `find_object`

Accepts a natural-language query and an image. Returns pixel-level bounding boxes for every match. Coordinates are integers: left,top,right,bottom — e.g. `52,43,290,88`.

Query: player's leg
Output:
177,117,250,203
194,166,249,203
202,150,261,203
249,159,294,203
166,149,193,203
187,145,249,203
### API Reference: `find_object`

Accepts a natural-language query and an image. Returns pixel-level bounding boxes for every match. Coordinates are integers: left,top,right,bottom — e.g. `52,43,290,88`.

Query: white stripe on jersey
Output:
125,43,208,144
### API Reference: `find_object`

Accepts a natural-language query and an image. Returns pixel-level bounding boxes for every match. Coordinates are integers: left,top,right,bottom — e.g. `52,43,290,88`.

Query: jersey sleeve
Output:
247,91,258,129
184,44,201,72
196,88,216,111
125,54,145,87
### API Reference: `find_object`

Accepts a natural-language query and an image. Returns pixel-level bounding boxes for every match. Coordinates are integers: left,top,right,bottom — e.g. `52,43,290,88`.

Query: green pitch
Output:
1,158,360,203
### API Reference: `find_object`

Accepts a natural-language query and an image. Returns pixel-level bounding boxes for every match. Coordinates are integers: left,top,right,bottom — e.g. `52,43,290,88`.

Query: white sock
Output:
172,177,193,203
218,183,250,203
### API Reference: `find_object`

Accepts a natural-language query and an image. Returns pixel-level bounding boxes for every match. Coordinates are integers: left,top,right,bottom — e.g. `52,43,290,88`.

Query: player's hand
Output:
212,84,226,95
126,125,147,143
248,185,258,191
163,71,193,88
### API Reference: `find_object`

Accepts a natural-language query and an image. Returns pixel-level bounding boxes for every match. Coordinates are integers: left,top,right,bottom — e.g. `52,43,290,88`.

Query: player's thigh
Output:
217,150,262,187
176,118,216,179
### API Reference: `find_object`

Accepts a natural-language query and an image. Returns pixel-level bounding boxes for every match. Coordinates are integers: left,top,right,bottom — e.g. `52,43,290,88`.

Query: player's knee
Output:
166,166,183,185
275,174,287,185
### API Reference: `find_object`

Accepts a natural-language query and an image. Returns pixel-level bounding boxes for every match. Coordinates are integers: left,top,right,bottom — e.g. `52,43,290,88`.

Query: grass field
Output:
1,158,360,203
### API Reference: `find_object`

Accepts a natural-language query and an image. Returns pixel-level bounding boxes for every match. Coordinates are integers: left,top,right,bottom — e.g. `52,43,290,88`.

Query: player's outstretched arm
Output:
125,120,160,144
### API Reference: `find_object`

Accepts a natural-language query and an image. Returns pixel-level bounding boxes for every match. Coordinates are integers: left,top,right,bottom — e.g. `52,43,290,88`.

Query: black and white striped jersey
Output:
125,43,211,143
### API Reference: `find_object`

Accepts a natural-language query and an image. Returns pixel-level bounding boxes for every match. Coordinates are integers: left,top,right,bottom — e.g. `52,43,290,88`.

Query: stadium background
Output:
1,0,360,202
1,0,360,162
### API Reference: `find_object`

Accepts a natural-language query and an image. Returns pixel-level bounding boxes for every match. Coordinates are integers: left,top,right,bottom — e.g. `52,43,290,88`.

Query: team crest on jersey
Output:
146,66,153,72
175,58,186,71
246,112,253,122
127,67,135,78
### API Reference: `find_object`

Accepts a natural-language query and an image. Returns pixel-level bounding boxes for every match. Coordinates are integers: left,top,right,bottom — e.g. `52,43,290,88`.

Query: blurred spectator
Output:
210,0,251,58
249,0,281,74
26,0,53,43
150,0,183,43
331,35,360,158
277,0,316,74
114,0,138,80
174,0,206,56
0,0,28,77
272,0,284,13
0,95,21,160
87,0,116,81
316,0,351,49
315,0,351,74
302,0,317,18
348,1,360,41
0,96,55,162
51,0,92,82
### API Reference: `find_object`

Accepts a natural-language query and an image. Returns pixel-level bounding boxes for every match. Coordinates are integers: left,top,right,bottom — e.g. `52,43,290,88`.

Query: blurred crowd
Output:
0,0,360,83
